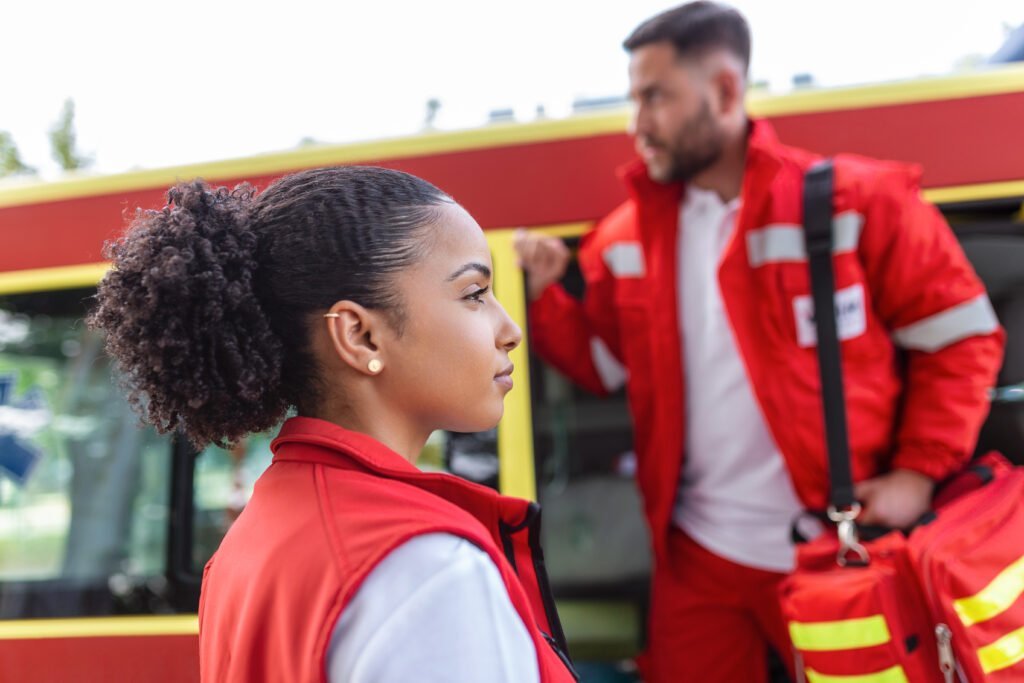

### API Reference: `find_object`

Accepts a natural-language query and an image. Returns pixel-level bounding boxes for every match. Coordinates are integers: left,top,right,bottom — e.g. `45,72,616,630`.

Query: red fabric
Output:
529,119,1005,565
931,451,1012,509
909,461,1024,681
779,532,944,682
639,530,793,683
198,416,576,683
780,457,1024,682
0,634,198,683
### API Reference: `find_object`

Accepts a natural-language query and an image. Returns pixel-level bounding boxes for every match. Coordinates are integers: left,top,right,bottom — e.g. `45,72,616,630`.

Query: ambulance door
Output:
499,225,651,662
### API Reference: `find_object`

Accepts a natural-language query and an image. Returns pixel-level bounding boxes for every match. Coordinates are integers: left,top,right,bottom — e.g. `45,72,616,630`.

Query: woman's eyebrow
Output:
446,262,491,282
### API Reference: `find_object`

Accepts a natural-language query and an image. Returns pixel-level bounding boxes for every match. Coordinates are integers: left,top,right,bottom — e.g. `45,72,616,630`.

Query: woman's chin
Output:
446,405,504,435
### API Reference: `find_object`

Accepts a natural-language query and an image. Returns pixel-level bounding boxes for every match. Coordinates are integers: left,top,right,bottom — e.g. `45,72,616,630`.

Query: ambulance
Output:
1,63,1022,681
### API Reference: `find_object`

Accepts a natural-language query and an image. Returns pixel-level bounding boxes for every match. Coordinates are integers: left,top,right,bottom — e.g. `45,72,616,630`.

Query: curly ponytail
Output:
89,181,285,447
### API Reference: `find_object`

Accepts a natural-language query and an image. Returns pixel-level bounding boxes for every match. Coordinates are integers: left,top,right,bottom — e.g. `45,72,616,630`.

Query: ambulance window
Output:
191,432,277,572
0,288,172,619
525,236,650,657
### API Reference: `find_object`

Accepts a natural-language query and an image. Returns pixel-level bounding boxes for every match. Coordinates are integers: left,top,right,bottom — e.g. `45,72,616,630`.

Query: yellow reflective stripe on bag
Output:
789,615,892,651
953,553,1024,627
977,624,1024,674
805,665,909,683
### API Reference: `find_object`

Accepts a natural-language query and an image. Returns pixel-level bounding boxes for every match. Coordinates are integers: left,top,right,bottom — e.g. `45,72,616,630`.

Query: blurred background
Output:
1,0,1022,179
1,3,1022,682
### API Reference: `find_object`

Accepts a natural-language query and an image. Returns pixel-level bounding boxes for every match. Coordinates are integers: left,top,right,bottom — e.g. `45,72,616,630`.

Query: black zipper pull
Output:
540,630,580,681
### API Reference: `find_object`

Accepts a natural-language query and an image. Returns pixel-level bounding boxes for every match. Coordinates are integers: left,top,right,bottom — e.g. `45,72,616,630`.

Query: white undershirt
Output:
673,185,803,572
326,533,541,683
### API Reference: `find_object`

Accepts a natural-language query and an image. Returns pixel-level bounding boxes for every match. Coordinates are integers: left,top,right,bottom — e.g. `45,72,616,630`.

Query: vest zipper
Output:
501,502,580,681
540,631,580,681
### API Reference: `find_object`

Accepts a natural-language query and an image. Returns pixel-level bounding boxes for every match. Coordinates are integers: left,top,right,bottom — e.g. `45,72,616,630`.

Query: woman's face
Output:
378,203,522,434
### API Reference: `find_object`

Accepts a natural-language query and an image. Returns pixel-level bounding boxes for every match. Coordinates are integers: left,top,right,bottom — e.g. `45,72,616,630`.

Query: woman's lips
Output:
494,364,514,390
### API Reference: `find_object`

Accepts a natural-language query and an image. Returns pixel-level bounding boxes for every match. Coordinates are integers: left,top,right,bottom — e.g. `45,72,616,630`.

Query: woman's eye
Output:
464,287,489,303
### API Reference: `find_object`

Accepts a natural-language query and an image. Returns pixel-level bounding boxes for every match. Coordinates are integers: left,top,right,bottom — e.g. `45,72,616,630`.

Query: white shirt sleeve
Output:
326,532,542,683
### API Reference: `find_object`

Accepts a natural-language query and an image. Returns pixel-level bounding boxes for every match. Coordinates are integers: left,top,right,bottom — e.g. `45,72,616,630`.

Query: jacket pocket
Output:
776,257,875,358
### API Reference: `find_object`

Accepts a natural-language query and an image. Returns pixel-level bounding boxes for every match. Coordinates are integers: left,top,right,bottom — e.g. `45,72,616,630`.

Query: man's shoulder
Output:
771,140,923,202
588,199,641,246
835,153,922,194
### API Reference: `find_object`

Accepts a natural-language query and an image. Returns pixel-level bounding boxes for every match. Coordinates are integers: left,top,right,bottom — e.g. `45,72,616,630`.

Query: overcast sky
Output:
3,1,1021,178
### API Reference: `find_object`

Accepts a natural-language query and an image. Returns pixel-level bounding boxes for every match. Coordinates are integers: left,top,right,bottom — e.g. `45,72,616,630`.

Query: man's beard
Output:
651,99,725,183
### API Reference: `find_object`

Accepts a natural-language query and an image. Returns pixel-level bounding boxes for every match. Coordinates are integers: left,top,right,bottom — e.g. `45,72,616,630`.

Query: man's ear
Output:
707,52,745,118
324,301,386,376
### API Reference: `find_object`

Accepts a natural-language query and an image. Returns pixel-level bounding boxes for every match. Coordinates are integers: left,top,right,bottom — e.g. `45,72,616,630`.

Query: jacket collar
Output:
619,118,784,207
271,416,423,477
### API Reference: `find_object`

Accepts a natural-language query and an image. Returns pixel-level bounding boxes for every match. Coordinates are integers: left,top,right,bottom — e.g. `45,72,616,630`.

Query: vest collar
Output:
270,416,527,515
271,416,424,477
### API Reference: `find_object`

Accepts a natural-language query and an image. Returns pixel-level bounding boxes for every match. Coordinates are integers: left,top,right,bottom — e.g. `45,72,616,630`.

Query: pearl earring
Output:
368,359,383,374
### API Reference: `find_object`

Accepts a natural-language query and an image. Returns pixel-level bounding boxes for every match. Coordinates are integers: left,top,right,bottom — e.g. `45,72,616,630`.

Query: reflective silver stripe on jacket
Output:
892,294,1001,352
603,242,646,278
746,211,864,267
590,336,627,392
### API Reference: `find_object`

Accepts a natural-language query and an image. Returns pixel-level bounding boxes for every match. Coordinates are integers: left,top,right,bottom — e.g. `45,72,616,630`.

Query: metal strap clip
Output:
827,503,869,567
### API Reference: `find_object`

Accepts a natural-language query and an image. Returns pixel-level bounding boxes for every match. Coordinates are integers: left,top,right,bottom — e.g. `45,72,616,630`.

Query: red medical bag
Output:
908,457,1024,681
778,162,1024,682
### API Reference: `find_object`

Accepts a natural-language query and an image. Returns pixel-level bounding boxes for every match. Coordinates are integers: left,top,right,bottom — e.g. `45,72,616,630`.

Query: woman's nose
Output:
496,305,522,352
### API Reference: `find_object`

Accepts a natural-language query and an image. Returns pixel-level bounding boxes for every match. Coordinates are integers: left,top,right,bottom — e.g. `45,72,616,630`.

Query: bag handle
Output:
803,160,868,566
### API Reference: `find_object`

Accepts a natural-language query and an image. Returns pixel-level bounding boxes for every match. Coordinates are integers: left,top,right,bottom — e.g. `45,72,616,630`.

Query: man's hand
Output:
513,229,571,301
854,468,935,529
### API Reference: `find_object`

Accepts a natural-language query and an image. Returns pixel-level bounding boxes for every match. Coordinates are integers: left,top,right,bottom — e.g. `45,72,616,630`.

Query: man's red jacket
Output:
529,120,1005,562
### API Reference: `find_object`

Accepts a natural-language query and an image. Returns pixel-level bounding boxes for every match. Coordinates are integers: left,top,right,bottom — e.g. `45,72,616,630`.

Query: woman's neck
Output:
312,397,429,463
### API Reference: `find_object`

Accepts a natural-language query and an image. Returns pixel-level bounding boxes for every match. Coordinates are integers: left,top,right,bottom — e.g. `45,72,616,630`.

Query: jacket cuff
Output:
528,284,572,328
891,441,969,481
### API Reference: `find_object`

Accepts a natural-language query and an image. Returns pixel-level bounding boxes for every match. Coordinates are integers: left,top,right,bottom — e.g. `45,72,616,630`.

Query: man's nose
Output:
628,102,648,138
628,104,641,137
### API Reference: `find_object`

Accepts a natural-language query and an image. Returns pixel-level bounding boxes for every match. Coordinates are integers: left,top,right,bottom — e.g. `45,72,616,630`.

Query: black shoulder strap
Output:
803,160,856,512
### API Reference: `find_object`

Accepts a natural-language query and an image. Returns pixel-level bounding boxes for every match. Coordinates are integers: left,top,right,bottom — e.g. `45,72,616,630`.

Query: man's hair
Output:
623,2,751,74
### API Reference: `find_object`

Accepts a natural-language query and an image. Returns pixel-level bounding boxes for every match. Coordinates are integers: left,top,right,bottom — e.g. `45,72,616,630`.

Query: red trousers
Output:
640,529,795,683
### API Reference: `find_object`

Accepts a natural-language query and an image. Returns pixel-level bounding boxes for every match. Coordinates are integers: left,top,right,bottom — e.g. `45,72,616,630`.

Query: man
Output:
514,3,1005,681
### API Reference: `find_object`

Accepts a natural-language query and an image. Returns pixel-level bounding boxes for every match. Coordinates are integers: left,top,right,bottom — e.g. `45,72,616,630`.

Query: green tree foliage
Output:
0,130,36,177
48,98,93,172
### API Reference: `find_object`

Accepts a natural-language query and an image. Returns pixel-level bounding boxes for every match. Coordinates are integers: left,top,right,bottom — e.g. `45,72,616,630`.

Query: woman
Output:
89,167,577,682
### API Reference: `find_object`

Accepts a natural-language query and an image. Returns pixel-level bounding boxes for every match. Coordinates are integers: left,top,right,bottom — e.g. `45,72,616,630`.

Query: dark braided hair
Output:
88,166,453,448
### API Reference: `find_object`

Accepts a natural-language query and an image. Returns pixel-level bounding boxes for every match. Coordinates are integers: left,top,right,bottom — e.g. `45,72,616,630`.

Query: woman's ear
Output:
324,301,386,376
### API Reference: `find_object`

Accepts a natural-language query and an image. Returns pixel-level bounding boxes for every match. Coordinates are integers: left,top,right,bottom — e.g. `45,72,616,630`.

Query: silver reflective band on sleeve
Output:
892,294,1001,352
602,242,646,278
991,383,1024,404
746,211,863,267
590,336,627,392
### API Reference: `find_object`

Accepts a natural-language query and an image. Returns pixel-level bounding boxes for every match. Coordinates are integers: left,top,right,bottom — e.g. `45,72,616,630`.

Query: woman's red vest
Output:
198,417,577,682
